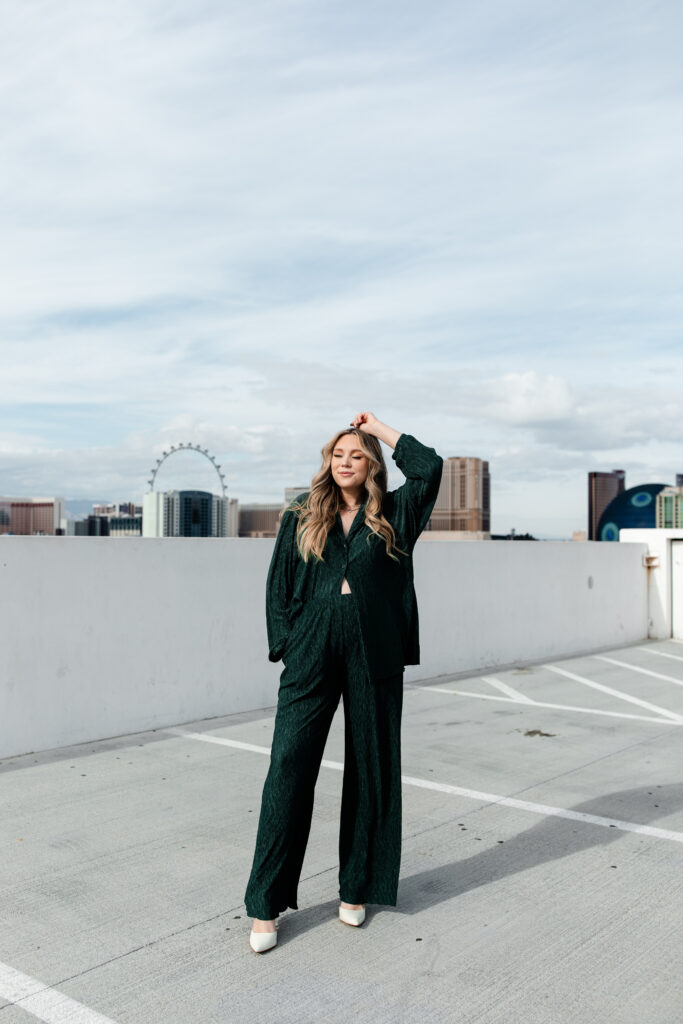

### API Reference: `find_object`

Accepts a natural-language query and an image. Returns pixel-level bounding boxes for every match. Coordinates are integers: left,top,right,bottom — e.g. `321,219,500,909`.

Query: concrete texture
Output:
1,638,682,1023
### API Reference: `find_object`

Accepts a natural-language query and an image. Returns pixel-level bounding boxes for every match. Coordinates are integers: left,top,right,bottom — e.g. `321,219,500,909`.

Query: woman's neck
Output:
339,486,363,509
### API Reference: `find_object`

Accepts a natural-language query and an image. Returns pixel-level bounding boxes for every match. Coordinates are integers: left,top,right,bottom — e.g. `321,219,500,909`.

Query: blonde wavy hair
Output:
285,427,408,564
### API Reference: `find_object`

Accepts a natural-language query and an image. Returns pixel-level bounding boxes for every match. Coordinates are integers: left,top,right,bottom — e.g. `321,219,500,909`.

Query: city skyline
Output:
2,1,682,538
9,449,681,542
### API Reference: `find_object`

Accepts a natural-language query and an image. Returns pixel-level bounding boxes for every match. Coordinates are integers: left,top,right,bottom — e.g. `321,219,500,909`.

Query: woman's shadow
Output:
393,781,681,916
282,782,680,935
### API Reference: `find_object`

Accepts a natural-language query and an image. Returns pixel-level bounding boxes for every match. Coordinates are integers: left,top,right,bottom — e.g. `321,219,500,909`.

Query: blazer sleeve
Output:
265,506,300,662
390,432,444,548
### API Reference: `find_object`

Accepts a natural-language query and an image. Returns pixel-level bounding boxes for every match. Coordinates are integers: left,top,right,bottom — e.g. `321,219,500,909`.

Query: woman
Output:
244,410,443,952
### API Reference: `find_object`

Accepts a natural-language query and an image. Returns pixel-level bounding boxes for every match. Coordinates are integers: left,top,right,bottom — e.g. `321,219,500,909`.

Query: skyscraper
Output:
588,470,625,540
656,487,683,529
142,490,234,537
431,457,490,533
0,496,65,535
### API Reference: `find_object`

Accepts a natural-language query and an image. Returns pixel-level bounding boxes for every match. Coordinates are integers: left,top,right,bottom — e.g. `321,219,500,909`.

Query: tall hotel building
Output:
0,496,65,535
656,486,683,529
430,457,490,535
143,490,237,537
588,470,625,540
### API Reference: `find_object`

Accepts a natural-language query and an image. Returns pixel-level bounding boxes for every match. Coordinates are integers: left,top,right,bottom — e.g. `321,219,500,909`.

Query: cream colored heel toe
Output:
249,926,278,953
339,904,366,927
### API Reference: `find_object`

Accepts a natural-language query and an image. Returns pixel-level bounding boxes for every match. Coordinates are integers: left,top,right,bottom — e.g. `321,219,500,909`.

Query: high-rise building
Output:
430,457,490,533
67,515,111,537
108,516,143,537
93,501,142,518
656,487,683,529
82,502,144,536
0,496,66,535
143,490,236,537
239,504,287,537
588,470,625,540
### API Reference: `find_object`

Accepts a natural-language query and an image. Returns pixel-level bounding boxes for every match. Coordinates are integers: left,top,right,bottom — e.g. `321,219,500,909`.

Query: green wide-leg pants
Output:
244,592,404,920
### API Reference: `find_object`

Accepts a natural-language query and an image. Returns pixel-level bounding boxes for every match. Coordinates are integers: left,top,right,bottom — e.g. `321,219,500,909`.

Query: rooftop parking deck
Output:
2,637,682,1024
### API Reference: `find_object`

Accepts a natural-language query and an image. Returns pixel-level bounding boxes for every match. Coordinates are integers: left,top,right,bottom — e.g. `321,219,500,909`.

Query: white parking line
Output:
164,728,683,845
413,685,682,725
596,655,683,690
639,646,683,662
0,961,118,1024
544,664,683,722
480,675,535,703
164,730,272,755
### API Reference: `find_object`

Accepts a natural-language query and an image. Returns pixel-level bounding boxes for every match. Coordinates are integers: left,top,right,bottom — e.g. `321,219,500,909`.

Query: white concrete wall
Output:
0,536,648,760
674,542,683,640
416,538,648,679
620,528,683,638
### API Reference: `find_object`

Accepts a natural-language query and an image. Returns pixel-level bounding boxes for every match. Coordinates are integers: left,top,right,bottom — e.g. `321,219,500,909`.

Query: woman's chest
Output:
320,521,404,579
339,512,356,539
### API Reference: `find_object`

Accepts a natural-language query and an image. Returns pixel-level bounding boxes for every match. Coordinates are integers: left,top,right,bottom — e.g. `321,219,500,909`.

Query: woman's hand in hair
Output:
350,411,380,434
350,412,401,450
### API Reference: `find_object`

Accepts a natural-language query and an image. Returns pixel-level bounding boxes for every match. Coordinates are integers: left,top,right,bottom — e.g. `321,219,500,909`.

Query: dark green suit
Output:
244,433,444,919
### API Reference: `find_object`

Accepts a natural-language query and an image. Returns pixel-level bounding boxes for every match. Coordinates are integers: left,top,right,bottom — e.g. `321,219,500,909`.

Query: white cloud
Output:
483,372,575,425
1,0,683,534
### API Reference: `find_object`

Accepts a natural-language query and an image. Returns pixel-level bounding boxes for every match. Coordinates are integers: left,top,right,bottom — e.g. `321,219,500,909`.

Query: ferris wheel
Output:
147,443,227,498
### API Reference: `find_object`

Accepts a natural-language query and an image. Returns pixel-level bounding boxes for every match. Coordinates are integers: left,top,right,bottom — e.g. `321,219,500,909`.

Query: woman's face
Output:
331,433,369,494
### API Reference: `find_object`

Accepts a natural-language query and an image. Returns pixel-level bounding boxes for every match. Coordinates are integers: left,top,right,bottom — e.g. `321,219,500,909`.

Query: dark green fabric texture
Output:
244,592,404,920
245,432,443,920
265,431,444,683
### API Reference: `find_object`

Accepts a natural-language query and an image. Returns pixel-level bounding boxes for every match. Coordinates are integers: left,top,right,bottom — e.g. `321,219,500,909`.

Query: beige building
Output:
239,503,285,538
430,456,490,535
0,496,66,536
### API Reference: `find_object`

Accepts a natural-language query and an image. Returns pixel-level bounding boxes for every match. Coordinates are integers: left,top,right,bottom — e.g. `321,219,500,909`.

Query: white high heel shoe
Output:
249,921,278,953
339,903,366,927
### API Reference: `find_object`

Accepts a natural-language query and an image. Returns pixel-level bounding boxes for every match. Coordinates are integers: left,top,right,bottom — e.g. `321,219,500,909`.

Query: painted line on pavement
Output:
544,664,683,722
639,646,683,662
412,685,683,725
0,961,117,1024
595,655,683,690
164,731,273,755
480,675,535,703
163,728,683,844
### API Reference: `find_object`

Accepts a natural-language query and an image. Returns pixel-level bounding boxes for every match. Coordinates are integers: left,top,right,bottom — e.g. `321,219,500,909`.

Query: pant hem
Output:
338,892,398,907
245,897,299,919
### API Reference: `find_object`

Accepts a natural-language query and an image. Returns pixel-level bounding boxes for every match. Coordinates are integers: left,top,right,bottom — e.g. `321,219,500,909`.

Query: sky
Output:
1,0,682,537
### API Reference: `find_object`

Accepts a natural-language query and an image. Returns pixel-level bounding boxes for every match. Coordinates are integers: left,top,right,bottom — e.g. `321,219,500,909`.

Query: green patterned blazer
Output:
265,432,444,682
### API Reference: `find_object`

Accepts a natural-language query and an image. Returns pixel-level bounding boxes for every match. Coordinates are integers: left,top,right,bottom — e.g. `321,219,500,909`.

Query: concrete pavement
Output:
1,638,682,1023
